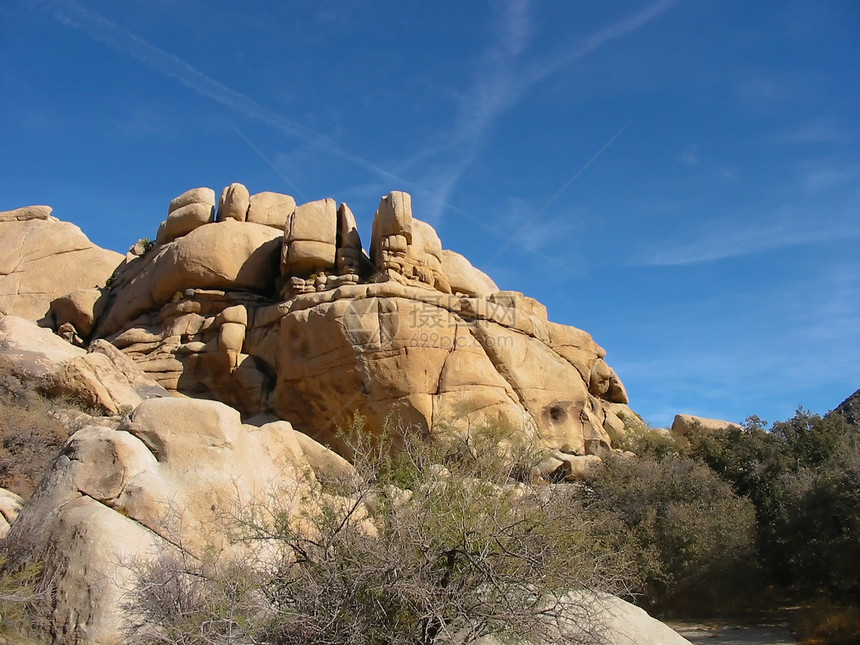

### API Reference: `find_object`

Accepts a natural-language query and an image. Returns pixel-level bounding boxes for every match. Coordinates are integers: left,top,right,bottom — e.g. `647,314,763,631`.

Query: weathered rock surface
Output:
472,591,692,644
247,190,296,229
46,287,109,341
0,186,679,645
440,249,499,297
670,414,742,436
0,213,122,320
217,182,250,222
0,316,169,414
90,189,635,459
95,220,282,338
3,396,350,644
0,487,24,538
0,205,53,222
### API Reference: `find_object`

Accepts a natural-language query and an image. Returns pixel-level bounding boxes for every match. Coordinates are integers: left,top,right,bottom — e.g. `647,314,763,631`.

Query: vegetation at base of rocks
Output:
614,406,860,638
685,409,860,600
792,596,860,645
582,453,758,613
125,420,634,645
0,360,74,498
0,556,45,644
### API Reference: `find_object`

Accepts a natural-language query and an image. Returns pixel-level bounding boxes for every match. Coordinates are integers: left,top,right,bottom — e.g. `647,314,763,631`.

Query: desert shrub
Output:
584,453,757,611
0,554,46,644
792,595,860,645
0,360,70,498
615,415,686,460
128,421,635,645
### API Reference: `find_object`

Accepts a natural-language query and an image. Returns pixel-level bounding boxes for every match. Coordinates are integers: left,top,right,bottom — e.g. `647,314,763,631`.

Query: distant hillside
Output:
831,387,860,429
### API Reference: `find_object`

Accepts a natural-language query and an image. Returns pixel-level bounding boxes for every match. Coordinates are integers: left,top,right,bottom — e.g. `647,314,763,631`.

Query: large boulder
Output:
269,282,630,456
96,220,282,338
0,212,122,321
247,191,296,230
670,414,742,436
472,591,692,644
281,197,338,276
3,397,351,644
440,249,499,297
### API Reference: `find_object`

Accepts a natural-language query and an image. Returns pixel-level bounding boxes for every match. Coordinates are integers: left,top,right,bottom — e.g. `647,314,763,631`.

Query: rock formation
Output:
3,396,350,643
670,414,742,437
0,316,168,415
0,207,122,321
831,387,860,429
82,185,636,462
0,186,695,644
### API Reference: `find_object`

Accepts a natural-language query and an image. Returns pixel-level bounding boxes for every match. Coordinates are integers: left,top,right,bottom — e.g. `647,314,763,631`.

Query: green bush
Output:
687,409,860,597
584,453,757,611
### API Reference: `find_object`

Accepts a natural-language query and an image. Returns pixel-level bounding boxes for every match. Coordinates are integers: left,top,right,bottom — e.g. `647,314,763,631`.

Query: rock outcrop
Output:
0,316,169,414
3,396,350,644
0,185,692,644
0,209,122,321
670,414,742,437
831,387,860,429
90,185,635,462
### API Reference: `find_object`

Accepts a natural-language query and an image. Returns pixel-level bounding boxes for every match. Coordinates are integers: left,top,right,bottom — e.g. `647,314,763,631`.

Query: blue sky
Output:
2,0,858,428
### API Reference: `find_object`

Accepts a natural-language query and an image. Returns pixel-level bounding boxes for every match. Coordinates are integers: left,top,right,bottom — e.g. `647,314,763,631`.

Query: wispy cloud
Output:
408,0,677,224
642,215,860,266
776,118,855,146
40,0,410,191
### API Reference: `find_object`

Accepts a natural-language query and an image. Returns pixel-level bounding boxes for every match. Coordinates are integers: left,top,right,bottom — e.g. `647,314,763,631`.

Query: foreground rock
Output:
3,397,350,644
474,591,692,645
0,209,122,321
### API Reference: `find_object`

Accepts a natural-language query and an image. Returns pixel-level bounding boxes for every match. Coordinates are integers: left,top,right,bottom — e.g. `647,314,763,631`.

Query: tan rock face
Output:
0,205,53,222
0,214,122,320
440,249,499,297
47,287,109,340
282,197,338,277
96,220,282,338
248,191,296,230
670,414,742,436
91,188,634,458
217,182,251,222
3,397,350,644
0,316,169,414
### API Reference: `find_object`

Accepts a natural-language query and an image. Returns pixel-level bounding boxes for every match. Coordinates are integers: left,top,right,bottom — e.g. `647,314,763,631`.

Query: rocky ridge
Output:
0,185,691,644
47,184,640,462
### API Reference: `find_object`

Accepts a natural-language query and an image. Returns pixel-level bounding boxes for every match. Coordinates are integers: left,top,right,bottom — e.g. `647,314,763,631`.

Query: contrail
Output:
482,123,629,270
42,0,410,187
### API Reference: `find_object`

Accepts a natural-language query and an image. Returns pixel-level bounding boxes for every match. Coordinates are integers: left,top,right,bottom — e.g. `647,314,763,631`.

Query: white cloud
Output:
413,0,677,224
641,209,860,266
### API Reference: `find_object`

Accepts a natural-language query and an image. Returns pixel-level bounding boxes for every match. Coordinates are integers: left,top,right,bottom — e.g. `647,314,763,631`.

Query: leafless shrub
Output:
127,418,634,644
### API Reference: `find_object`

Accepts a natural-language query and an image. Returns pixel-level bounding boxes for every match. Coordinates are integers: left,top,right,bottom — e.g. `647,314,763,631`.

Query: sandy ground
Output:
667,620,797,645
